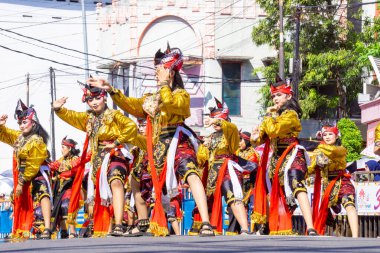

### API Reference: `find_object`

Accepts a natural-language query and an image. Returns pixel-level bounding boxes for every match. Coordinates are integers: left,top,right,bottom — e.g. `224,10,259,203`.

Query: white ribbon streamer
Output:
283,145,311,199
99,147,133,206
39,165,53,205
227,160,246,201
86,163,95,204
165,126,199,198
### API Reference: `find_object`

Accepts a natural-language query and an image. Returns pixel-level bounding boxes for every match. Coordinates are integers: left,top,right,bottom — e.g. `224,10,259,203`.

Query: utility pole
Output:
26,73,30,106
292,6,301,100
49,67,56,161
279,0,285,80
81,0,90,79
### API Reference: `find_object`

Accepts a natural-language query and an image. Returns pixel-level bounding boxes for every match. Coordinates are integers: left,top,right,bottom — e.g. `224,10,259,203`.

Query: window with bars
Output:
222,62,241,116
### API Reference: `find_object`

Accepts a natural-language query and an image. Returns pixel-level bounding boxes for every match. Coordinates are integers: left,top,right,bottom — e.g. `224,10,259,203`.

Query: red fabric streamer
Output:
146,116,169,236
269,142,297,235
210,159,230,234
67,135,89,224
313,173,351,235
12,155,34,239
252,139,270,225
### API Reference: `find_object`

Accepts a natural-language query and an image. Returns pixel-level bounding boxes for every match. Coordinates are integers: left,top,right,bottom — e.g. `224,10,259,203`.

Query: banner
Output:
293,182,380,215
355,182,380,215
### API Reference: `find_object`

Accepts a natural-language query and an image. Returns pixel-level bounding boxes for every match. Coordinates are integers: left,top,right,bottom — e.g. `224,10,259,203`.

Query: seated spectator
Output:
365,160,380,182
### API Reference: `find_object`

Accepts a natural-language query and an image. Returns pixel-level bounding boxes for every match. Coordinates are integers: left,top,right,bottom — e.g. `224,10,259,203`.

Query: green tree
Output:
252,1,380,119
337,118,363,162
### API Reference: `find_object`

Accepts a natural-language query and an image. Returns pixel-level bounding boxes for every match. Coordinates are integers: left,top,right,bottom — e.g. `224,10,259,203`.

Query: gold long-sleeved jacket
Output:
197,120,240,167
110,85,191,126
375,123,380,143
0,125,48,183
308,144,347,177
251,110,302,146
55,107,137,165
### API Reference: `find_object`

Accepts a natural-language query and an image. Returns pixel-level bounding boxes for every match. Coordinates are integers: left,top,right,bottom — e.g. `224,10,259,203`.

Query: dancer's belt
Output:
160,123,185,135
98,140,115,147
276,137,298,155
214,154,234,160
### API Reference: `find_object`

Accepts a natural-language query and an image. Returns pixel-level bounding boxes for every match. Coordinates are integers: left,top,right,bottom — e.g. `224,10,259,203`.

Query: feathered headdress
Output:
14,99,38,123
154,42,183,71
270,75,293,95
209,97,229,120
77,80,107,103
137,117,147,126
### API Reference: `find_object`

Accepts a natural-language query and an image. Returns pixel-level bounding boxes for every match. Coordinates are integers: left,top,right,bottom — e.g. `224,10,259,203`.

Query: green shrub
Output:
337,118,363,162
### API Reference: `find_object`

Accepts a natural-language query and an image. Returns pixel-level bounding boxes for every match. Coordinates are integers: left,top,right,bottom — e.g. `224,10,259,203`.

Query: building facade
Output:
95,0,276,134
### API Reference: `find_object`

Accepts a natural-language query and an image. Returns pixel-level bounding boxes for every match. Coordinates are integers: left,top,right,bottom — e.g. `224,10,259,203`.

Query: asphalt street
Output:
0,235,379,253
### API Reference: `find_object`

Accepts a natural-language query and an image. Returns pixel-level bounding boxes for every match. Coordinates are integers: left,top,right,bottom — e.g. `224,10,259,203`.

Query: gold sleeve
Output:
219,120,240,154
23,137,48,182
0,125,20,146
262,110,300,139
131,134,147,151
318,144,347,159
375,123,380,143
307,150,319,175
197,144,210,167
159,86,191,117
114,111,137,144
55,107,88,132
375,124,380,155
250,124,267,146
110,87,146,118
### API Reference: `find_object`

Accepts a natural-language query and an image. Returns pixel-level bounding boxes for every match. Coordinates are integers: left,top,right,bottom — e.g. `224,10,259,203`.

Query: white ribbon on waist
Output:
130,193,135,209
166,126,199,198
39,165,53,205
99,146,133,207
283,145,311,199
227,160,245,201
86,163,94,204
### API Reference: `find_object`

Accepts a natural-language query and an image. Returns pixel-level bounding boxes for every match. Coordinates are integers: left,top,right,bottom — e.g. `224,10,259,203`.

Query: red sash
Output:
12,155,33,239
210,158,230,234
67,135,89,224
146,116,169,236
313,172,351,235
252,139,270,225
269,142,297,235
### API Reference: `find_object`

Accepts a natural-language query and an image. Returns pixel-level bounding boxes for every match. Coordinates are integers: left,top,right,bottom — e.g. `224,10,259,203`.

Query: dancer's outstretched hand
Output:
15,184,23,197
156,65,171,85
52,97,68,110
87,78,111,91
0,114,8,126
266,104,279,114
251,125,260,142
204,117,216,128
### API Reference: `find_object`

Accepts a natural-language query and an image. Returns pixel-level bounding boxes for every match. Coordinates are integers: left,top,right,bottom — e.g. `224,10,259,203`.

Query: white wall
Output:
0,0,98,175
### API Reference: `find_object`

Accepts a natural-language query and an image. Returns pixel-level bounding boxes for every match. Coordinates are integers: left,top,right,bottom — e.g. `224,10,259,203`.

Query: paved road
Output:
1,235,379,253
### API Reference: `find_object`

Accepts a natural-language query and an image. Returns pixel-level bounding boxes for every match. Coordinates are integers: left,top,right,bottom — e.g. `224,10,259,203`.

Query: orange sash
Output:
313,172,351,235
146,116,169,236
67,135,89,224
12,155,33,239
269,142,297,235
210,159,230,234
252,139,270,225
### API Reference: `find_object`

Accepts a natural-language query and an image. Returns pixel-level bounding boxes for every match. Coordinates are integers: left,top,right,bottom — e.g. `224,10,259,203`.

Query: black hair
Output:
278,97,303,118
64,138,81,156
171,70,184,91
240,131,252,149
27,122,50,144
